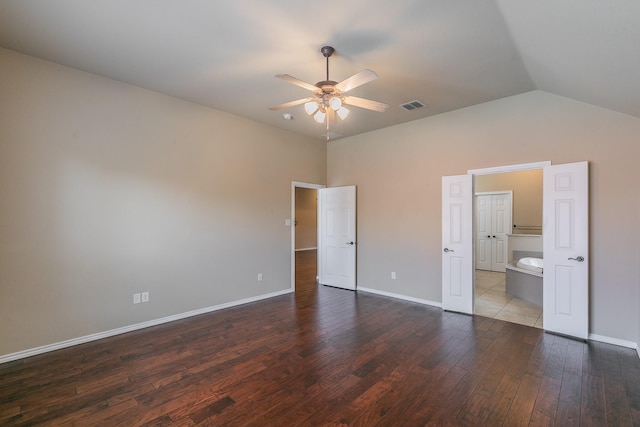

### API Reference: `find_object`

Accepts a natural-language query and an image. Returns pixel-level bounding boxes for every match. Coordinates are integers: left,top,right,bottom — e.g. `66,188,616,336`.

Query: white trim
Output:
291,181,324,291
358,286,442,308
295,247,317,252
0,289,292,364
467,161,551,175
588,333,638,350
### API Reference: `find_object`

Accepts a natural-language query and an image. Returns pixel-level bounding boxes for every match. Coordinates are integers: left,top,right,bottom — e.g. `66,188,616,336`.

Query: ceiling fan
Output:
270,46,388,136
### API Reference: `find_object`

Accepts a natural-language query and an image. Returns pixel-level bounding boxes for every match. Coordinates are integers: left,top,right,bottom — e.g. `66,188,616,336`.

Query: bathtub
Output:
516,257,543,274
505,256,543,306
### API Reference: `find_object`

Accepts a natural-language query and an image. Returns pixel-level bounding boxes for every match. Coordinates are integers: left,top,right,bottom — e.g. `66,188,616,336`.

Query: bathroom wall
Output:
328,90,640,345
0,47,326,357
507,235,543,263
475,169,542,234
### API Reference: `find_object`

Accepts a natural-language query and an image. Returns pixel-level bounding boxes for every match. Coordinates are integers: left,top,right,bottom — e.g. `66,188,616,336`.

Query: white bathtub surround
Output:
517,257,544,274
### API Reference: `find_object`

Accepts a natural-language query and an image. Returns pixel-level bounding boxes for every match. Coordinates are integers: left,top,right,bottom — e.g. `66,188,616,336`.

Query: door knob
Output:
487,235,491,238
346,241,354,245
568,256,585,262
444,248,454,253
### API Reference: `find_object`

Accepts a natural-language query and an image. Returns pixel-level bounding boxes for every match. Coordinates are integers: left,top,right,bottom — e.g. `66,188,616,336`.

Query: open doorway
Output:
443,161,588,339
291,182,324,292
473,171,543,328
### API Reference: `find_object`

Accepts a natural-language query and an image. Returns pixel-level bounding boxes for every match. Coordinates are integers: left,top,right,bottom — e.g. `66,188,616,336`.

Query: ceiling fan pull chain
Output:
326,110,330,141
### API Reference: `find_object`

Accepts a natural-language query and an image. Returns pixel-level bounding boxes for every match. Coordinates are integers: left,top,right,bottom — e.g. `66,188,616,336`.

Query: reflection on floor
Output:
475,270,543,329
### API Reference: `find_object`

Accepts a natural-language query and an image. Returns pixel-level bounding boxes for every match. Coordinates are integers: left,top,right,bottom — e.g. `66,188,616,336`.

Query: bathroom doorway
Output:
442,161,588,339
473,169,543,328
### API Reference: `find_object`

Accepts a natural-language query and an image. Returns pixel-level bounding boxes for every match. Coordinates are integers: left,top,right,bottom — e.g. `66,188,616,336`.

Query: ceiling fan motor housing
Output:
315,81,338,92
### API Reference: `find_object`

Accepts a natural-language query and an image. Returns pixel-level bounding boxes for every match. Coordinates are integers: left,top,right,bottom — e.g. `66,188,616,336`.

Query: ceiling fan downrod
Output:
321,46,335,82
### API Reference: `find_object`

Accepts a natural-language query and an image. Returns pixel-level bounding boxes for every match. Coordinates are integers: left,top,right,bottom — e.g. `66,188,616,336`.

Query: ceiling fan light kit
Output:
270,45,388,139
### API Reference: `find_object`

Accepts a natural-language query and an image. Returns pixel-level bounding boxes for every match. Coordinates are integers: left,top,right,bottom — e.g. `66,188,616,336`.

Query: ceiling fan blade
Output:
275,74,319,92
269,97,315,111
344,96,389,112
335,69,378,93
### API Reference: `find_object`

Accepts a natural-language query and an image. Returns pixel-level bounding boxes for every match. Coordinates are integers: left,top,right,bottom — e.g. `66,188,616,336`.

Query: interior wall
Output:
328,90,640,344
475,170,542,234
294,187,317,250
0,48,326,357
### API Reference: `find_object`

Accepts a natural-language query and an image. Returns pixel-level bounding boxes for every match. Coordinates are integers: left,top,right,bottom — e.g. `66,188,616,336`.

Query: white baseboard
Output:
358,286,442,308
295,247,317,252
588,333,638,351
0,289,293,365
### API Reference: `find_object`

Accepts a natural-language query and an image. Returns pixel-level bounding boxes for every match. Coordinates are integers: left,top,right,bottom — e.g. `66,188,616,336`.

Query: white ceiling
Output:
0,0,638,141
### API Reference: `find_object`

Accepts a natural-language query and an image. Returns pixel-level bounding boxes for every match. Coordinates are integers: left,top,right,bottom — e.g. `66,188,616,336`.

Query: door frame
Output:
291,181,325,291
467,161,550,319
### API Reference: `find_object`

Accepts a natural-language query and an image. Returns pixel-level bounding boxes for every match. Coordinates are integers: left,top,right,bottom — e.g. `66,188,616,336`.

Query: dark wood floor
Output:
1,251,639,426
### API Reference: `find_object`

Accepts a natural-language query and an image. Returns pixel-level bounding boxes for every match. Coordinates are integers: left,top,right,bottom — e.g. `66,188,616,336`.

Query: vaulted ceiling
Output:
0,0,638,141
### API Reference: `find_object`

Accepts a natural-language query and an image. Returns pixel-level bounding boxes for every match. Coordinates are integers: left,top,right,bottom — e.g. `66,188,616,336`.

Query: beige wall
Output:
0,48,326,357
295,187,317,250
328,90,640,344
475,170,542,234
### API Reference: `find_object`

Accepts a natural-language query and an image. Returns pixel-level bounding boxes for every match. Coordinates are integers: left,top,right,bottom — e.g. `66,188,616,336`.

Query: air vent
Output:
400,100,425,111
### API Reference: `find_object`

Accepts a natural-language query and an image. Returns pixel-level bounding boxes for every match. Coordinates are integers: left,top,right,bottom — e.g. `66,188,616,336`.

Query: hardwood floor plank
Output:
556,372,582,426
529,375,560,426
525,333,554,378
0,250,638,425
544,335,569,380
478,374,521,425
495,373,543,426
581,373,606,427
188,396,235,424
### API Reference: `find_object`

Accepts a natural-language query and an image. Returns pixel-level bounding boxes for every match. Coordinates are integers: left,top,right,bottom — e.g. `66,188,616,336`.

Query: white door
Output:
318,186,356,290
491,193,511,272
442,175,473,314
543,161,589,339
475,193,511,272
475,195,492,271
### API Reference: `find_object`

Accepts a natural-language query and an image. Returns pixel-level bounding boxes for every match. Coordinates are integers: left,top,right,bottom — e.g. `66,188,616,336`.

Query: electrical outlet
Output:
391,272,396,280
141,292,149,303
258,273,263,281
133,293,141,304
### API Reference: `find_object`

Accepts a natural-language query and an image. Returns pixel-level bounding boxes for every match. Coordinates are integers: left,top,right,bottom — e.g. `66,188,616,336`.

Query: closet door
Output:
476,195,492,271
491,194,511,272
475,193,512,272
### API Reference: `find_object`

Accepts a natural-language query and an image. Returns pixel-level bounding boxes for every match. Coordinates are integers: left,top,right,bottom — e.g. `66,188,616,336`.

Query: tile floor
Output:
475,270,543,329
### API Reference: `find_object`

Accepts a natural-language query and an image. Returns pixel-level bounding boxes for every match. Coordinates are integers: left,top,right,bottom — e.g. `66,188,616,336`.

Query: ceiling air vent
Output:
400,100,425,111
